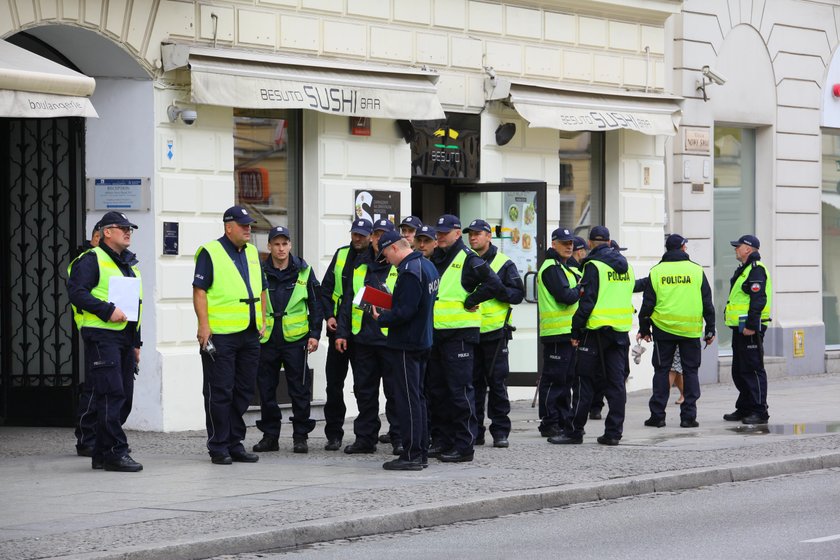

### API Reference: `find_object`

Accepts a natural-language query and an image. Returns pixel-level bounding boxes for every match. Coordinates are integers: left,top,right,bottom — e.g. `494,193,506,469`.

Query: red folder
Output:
358,286,393,310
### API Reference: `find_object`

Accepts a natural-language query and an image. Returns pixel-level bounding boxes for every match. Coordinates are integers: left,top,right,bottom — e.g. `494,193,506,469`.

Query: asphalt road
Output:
218,468,840,560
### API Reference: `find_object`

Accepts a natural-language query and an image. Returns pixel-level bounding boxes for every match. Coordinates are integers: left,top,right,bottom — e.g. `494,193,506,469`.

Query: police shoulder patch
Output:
750,283,761,292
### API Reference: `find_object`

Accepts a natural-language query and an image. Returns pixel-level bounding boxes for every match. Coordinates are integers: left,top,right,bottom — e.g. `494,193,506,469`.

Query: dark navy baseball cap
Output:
573,236,587,251
350,218,373,236
400,216,423,230
665,234,687,251
610,240,627,252
551,227,574,242
376,230,402,261
223,205,256,225
465,219,492,233
435,214,462,233
730,234,760,249
373,219,395,232
416,225,435,240
268,225,291,241
589,225,610,241
100,211,138,229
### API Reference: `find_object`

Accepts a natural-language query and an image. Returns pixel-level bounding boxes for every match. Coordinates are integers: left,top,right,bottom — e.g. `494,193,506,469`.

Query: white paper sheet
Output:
108,277,141,322
352,286,366,308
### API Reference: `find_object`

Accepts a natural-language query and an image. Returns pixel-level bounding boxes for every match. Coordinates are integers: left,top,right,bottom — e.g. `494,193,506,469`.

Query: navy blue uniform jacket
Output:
539,247,581,343
571,244,631,343
429,238,503,344
264,254,323,346
320,244,363,323
728,251,769,332
479,244,525,342
67,242,141,347
377,251,439,351
637,249,715,340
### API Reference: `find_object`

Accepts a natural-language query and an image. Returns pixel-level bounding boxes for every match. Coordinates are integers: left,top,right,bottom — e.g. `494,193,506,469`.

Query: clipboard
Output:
108,276,141,321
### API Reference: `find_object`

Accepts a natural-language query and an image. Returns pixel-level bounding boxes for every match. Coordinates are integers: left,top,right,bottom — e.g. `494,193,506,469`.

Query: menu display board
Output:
500,191,538,277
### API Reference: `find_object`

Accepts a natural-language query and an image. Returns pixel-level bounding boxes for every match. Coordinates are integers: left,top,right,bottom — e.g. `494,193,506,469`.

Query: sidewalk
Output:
2,374,839,560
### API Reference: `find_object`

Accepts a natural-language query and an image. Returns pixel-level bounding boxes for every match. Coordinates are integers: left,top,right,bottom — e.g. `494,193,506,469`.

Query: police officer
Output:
415,225,437,258
535,227,581,442
253,226,323,454
465,219,524,448
570,236,587,268
67,211,143,472
372,231,439,470
193,206,266,465
638,234,715,428
428,214,503,462
399,216,423,249
72,220,103,458
563,226,634,446
320,218,373,450
336,219,401,454
724,234,772,424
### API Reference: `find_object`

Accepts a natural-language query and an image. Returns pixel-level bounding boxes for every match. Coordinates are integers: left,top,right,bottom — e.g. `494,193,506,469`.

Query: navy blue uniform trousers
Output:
538,341,575,434
387,348,429,462
730,327,769,418
428,338,477,454
349,342,400,447
473,336,511,439
648,337,701,421
323,334,351,441
569,330,628,440
82,328,135,461
256,340,316,439
201,329,260,458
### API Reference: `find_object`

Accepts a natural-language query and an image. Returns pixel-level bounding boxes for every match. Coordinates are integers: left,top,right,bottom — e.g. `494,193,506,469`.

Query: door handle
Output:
524,271,538,303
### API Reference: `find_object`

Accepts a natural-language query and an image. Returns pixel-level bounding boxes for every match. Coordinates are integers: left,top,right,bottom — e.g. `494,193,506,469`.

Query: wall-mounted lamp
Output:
495,122,516,146
695,65,727,102
167,104,198,125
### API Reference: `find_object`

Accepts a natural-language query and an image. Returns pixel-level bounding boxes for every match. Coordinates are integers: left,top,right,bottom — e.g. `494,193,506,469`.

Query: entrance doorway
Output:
0,117,86,425
713,126,756,350
412,180,546,385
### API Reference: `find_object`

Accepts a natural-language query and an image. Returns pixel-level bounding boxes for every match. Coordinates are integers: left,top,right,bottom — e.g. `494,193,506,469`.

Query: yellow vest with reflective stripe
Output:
585,260,635,332
197,241,264,335
724,261,772,327
331,247,351,316
67,249,91,330
649,260,704,338
434,249,482,330
261,266,311,344
537,258,579,337
351,263,398,335
480,252,513,334
77,247,143,331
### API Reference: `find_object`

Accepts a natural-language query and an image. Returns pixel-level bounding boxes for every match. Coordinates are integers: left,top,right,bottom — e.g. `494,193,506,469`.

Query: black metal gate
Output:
0,117,85,426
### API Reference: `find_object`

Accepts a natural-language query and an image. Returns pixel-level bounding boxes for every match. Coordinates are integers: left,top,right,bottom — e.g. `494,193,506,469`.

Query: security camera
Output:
701,66,727,86
179,109,197,125
167,104,198,125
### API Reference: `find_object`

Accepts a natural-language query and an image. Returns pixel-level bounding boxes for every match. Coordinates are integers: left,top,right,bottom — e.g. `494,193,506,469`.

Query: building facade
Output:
1,0,834,431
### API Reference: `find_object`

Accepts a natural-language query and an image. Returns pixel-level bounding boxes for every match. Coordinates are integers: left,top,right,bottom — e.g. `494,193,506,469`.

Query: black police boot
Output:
680,419,699,428
383,458,424,471
378,433,391,444
644,416,666,428
103,455,143,472
253,435,279,452
344,441,376,454
596,435,620,446
427,443,447,459
91,456,104,470
439,449,474,463
293,438,308,454
76,445,94,458
392,442,404,456
548,434,582,445
231,451,260,463
324,438,342,451
589,410,603,420
741,413,768,425
723,410,745,422
492,436,509,448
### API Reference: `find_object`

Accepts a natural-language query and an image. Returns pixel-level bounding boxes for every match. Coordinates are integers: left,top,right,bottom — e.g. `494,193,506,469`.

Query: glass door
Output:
447,182,546,386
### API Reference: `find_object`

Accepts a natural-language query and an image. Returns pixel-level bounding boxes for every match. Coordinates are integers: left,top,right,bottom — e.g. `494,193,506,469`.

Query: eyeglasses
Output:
107,225,133,233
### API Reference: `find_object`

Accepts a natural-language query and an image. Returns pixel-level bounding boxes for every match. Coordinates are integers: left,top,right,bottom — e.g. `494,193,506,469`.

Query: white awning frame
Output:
0,39,97,118
503,80,681,137
162,44,446,121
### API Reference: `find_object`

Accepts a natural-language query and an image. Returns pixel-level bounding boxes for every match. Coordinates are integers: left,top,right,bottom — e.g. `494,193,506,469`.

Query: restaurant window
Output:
558,132,604,238
233,110,302,247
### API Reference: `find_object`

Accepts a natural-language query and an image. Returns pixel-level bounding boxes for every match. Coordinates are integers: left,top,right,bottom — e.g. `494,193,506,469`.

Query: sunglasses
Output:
107,225,133,233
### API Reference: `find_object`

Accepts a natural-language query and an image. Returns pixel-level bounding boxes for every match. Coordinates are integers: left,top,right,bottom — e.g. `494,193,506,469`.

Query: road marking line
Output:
802,534,840,543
